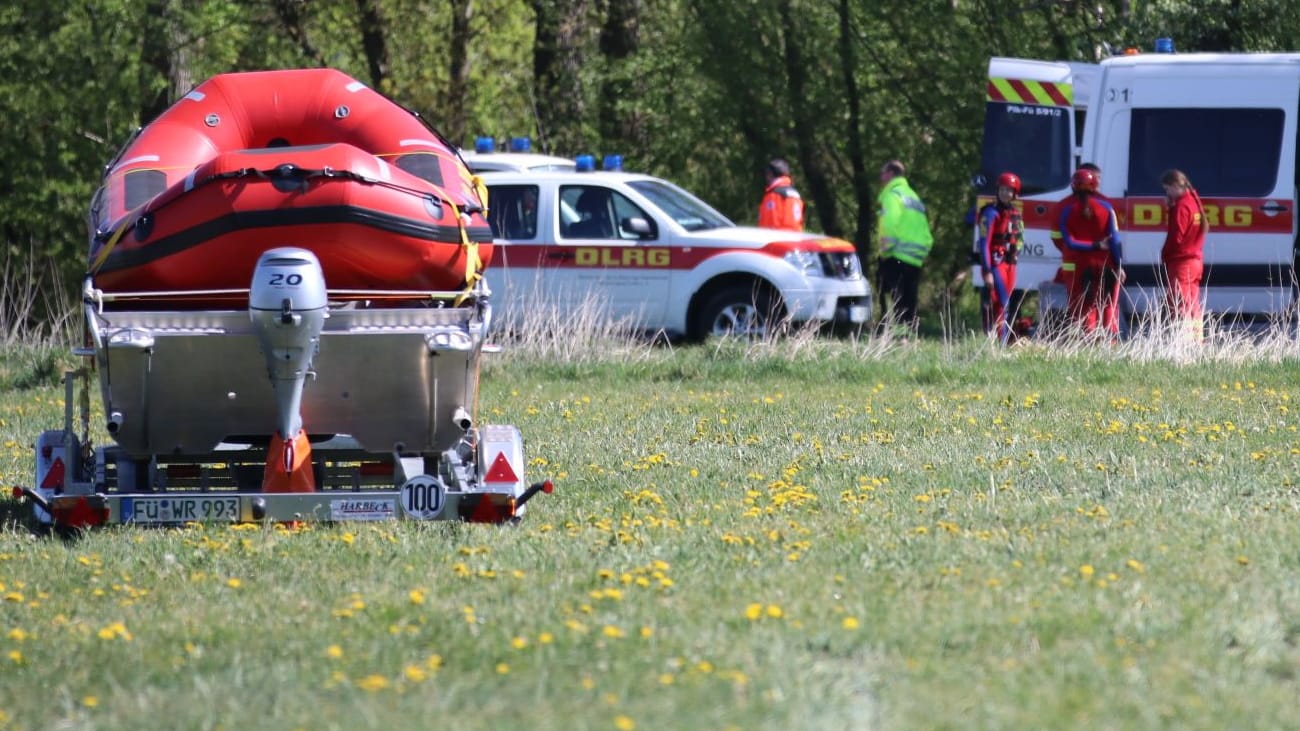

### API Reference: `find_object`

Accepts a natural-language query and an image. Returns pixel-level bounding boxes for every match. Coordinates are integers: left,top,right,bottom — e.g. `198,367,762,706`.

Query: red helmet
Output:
1071,168,1099,193
997,172,1021,195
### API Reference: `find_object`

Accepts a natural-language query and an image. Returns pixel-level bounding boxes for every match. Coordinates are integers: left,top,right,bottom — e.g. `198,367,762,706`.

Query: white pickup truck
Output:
479,170,871,340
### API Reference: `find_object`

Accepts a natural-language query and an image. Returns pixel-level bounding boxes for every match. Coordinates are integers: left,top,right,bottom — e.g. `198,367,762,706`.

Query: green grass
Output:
2,338,1299,730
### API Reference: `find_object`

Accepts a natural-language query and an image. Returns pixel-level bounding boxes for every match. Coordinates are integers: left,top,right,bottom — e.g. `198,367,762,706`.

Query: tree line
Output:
3,0,1297,338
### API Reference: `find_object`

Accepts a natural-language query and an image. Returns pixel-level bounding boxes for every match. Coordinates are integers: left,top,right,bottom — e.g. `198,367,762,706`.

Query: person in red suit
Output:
1054,167,1124,337
978,172,1024,344
758,158,805,231
1160,169,1209,340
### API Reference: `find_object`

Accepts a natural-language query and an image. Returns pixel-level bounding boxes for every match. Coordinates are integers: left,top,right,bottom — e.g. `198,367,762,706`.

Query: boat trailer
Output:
13,248,552,532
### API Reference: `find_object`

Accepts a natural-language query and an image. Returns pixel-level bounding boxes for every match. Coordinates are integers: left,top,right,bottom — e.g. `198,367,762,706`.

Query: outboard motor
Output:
249,248,327,492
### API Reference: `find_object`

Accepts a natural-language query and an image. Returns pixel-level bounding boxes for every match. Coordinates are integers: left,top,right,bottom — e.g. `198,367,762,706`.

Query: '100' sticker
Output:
400,476,445,520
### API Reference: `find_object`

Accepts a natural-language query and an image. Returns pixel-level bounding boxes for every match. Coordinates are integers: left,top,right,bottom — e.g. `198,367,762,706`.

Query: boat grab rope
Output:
88,164,491,290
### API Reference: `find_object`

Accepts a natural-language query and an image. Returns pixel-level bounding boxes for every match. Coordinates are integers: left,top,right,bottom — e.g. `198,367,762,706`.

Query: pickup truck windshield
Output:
627,180,732,231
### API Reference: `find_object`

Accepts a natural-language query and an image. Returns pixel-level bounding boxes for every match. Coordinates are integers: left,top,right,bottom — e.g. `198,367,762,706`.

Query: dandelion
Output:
511,636,528,650
614,715,636,730
82,696,98,708
658,673,675,685
639,626,653,638
1079,565,1095,579
8,649,22,663
7,628,29,642
538,632,554,644
842,617,860,630
425,654,443,670
1236,555,1250,566
602,625,626,639
744,603,763,621
408,589,425,605
225,578,241,589
357,674,390,692
765,605,783,619
496,662,510,674
403,664,428,683
326,645,343,659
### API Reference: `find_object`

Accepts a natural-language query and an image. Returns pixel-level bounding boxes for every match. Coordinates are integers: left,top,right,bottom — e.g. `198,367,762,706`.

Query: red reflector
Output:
51,496,109,528
359,462,391,477
167,465,201,479
11,486,23,499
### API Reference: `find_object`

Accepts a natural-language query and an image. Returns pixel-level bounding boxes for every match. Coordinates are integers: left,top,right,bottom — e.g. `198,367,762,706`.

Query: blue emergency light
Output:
474,136,494,153
1154,37,1174,53
575,154,596,172
509,136,531,152
602,154,623,171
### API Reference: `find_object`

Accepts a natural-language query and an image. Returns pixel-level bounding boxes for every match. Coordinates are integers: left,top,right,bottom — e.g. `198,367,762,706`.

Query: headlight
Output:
819,252,862,280
783,250,823,277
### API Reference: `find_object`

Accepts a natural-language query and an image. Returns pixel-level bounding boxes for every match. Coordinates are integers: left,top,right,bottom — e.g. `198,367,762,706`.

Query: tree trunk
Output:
837,0,873,270
139,0,193,123
444,0,473,144
598,0,639,152
777,0,839,237
355,0,391,91
532,0,590,154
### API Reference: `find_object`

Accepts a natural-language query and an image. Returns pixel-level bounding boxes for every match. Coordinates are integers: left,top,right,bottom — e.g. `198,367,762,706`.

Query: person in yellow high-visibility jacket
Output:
876,159,934,333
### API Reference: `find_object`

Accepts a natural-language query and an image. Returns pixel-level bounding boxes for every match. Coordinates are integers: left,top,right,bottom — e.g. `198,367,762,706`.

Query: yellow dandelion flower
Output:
408,589,425,605
581,675,596,690
744,603,763,621
403,664,427,683
512,636,528,649
614,715,636,730
8,649,22,663
357,674,390,691
425,654,443,670
82,696,98,708
765,605,783,619
326,645,343,659
842,617,860,630
1079,565,1095,579
659,672,675,685
1236,555,1250,565
639,626,653,638
496,662,510,674
225,578,241,589
696,660,714,673
602,625,626,639
539,632,554,644
7,628,29,642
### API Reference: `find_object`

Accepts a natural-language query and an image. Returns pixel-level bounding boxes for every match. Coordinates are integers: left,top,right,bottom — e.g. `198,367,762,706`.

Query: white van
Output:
974,48,1299,318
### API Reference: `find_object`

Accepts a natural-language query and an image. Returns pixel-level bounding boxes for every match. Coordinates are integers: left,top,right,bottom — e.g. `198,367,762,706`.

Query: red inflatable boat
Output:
87,68,493,300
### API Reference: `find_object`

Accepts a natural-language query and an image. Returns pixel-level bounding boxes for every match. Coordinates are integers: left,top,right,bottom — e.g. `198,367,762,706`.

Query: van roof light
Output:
509,136,531,152
1154,37,1175,53
575,154,595,172
474,136,494,153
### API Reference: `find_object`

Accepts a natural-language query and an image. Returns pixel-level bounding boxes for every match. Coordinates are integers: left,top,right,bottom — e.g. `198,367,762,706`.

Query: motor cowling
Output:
250,248,327,437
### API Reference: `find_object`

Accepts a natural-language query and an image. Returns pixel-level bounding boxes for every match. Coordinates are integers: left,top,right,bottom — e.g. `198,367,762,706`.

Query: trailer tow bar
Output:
515,480,555,509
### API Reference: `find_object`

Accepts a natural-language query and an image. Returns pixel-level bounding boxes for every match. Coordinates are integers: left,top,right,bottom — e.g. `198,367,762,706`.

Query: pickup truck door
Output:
552,183,670,329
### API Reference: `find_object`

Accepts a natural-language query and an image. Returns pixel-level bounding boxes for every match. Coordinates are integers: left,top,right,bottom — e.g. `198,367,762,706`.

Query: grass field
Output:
1,335,1298,730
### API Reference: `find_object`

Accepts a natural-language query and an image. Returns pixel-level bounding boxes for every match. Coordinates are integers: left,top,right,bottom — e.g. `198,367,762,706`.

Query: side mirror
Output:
622,216,656,239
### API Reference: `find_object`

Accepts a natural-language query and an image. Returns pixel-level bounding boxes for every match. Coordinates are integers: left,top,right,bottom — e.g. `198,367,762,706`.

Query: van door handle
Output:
1261,203,1289,213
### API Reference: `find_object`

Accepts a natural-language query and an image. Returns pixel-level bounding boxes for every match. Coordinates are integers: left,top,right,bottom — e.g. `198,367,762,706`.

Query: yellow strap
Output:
451,202,482,306
88,222,130,275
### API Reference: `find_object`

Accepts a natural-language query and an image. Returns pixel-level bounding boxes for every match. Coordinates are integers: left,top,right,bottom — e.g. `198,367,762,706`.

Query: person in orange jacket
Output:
758,158,805,231
1055,167,1124,337
1160,168,1209,340
978,172,1024,344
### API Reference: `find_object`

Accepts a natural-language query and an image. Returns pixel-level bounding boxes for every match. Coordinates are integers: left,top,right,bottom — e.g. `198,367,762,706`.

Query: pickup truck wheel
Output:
695,284,785,339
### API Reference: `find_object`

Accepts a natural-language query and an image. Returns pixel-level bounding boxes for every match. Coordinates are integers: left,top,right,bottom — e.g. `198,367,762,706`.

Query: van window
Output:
1127,108,1283,196
978,102,1073,195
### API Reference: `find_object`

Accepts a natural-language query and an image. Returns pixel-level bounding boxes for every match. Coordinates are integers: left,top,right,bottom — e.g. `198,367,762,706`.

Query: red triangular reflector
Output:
484,451,519,484
41,457,65,489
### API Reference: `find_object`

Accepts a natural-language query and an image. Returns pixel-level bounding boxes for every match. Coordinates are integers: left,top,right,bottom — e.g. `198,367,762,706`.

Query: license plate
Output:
123,496,241,524
848,305,869,323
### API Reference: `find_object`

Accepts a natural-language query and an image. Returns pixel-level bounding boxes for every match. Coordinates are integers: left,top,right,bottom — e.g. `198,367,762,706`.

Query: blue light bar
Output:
509,136,531,152
474,136,494,153
575,154,595,172
1154,37,1174,53
602,154,623,171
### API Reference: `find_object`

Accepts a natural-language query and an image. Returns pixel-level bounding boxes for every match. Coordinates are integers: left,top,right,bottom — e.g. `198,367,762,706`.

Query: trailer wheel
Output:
693,284,786,340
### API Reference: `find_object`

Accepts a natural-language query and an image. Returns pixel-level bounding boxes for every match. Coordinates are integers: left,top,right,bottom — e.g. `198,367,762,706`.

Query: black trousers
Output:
877,257,922,331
